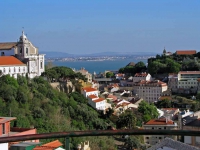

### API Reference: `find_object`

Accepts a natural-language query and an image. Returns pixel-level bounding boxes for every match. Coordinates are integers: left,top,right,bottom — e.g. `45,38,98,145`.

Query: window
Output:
19,67,20,72
152,127,154,129
40,61,43,69
159,137,162,139
2,123,5,134
14,67,16,72
20,48,22,54
146,137,149,139
1,52,5,56
26,48,28,54
9,68,10,72
3,68,5,73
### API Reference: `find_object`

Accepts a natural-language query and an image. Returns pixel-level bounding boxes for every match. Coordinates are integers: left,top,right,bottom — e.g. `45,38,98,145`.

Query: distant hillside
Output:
41,51,158,58
41,51,76,58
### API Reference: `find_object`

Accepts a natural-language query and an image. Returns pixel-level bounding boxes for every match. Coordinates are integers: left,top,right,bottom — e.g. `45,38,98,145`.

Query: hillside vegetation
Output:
0,73,115,149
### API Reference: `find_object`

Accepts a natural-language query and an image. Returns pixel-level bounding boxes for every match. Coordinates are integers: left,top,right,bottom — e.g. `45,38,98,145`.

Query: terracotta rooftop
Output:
0,42,17,50
33,140,63,150
0,117,16,124
0,56,26,66
88,94,98,99
93,98,105,103
116,73,124,77
116,102,130,108
107,94,117,101
145,118,174,125
176,50,196,55
134,80,167,87
82,87,97,92
134,73,148,77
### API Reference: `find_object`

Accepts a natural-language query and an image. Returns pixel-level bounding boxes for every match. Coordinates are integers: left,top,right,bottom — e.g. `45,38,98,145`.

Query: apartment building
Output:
133,80,168,103
133,72,152,83
177,71,200,92
143,118,178,145
75,68,92,83
82,87,107,111
168,73,178,91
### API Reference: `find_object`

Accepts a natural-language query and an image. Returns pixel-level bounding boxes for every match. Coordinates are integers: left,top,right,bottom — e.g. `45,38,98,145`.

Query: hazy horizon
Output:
1,0,200,54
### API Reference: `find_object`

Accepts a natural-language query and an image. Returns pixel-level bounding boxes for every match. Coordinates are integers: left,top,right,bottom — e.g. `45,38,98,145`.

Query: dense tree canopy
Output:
42,66,87,82
119,61,147,74
148,58,181,75
0,75,115,149
138,101,159,123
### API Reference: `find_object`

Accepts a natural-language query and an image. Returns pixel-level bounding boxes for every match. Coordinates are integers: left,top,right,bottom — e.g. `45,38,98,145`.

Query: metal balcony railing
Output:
0,129,199,150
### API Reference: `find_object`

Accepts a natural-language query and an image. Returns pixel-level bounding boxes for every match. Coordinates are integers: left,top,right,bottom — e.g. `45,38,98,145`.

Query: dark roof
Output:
185,119,200,127
0,42,17,50
147,137,200,150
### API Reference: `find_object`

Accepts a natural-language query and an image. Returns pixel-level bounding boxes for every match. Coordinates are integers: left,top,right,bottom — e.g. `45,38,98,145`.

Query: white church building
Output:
0,31,45,78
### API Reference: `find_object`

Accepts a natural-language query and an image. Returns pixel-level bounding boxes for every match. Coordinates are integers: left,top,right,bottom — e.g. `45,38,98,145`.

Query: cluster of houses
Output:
77,50,200,149
1,32,200,149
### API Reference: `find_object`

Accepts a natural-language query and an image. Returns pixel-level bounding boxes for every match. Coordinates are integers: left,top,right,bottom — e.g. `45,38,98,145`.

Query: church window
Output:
40,61,43,69
26,48,28,54
20,48,22,54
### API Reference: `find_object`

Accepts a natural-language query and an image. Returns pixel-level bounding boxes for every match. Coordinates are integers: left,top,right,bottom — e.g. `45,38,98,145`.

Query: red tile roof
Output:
145,118,174,125
134,73,148,77
176,50,196,55
116,102,130,108
0,42,17,50
88,94,98,99
82,87,97,92
0,56,26,66
33,140,63,150
93,98,105,103
107,94,117,101
134,80,167,87
0,117,16,124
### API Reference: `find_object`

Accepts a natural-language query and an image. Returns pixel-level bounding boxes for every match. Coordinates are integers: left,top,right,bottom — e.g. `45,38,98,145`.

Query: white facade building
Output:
177,71,200,90
82,87,106,110
88,95,106,110
0,56,27,78
133,72,152,83
81,87,98,98
133,80,168,103
0,31,45,78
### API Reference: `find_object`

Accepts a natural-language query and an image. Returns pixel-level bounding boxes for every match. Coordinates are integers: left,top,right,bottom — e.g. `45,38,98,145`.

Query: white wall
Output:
0,65,27,78
0,143,8,150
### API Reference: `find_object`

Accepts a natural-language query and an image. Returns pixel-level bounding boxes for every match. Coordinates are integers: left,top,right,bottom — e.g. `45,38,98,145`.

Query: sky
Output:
0,0,200,54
